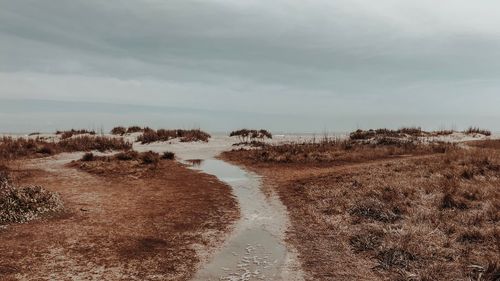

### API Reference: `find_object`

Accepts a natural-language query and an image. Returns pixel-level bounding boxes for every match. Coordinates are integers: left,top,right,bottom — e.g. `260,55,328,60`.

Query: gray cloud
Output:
1,0,500,131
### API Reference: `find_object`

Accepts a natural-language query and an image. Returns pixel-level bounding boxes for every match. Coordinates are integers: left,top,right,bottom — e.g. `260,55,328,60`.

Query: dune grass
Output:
79,150,174,165
56,129,96,139
0,136,132,160
225,137,455,165
463,127,492,136
136,129,210,144
110,126,151,135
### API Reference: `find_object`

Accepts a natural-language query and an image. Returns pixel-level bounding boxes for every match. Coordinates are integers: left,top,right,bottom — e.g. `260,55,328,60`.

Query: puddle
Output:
187,158,290,281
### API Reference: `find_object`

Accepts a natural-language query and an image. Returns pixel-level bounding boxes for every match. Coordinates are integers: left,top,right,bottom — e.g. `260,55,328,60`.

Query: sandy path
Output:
134,136,304,281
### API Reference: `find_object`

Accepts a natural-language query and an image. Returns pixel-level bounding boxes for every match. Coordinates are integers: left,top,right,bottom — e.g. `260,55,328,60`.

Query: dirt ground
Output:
0,153,239,280
222,148,500,281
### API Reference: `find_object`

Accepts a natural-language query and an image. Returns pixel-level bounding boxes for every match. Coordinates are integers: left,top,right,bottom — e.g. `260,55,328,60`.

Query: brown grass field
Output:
0,152,238,280
222,139,500,281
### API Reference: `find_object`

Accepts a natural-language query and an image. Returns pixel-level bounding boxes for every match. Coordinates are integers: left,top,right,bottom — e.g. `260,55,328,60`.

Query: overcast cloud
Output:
1,0,500,132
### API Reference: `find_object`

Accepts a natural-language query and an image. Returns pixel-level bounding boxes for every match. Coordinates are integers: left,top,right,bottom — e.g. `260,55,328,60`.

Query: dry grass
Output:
223,141,500,280
224,138,455,165
349,128,425,140
463,127,492,136
468,139,500,150
58,136,132,152
110,126,127,136
78,150,164,163
0,136,132,160
0,137,59,160
349,127,491,141
137,129,211,144
110,126,153,135
71,150,173,178
56,129,96,139
0,169,62,225
126,126,147,134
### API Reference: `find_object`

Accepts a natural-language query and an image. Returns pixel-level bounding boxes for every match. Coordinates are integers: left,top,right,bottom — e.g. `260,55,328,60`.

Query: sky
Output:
1,0,500,133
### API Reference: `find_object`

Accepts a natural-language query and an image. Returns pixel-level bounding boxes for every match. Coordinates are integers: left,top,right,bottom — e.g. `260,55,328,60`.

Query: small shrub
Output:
57,129,96,139
81,152,95,161
179,129,211,142
141,151,160,164
162,151,175,160
463,127,491,136
126,126,144,134
230,129,272,142
0,178,63,225
111,126,127,135
137,129,211,144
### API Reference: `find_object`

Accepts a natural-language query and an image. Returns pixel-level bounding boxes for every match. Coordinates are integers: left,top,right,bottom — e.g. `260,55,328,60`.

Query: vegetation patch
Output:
72,150,174,178
110,126,127,136
0,136,132,160
349,127,425,140
56,129,96,139
110,126,152,135
229,129,272,143
463,127,491,136
0,170,62,225
224,136,455,165
79,150,170,164
58,136,131,152
137,129,210,144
